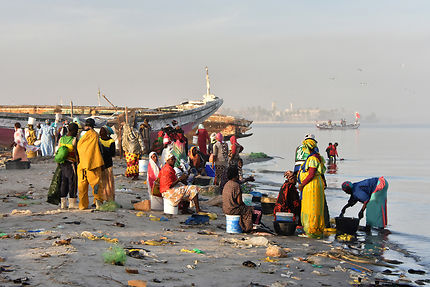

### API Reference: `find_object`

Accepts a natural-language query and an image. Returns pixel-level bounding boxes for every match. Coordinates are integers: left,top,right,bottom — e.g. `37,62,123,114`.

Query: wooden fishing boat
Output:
0,68,223,147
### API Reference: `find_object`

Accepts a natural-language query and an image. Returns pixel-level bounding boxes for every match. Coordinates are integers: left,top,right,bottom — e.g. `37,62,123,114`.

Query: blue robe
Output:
40,125,55,156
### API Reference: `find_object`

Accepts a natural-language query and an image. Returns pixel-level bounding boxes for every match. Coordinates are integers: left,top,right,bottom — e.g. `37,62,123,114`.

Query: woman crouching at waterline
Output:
222,165,262,233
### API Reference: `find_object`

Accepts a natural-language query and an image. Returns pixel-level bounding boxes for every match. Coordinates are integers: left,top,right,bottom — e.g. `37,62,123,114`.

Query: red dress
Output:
197,129,209,155
159,164,177,194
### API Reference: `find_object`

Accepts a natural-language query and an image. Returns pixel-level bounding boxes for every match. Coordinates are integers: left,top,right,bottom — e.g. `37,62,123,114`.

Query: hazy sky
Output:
1,1,429,122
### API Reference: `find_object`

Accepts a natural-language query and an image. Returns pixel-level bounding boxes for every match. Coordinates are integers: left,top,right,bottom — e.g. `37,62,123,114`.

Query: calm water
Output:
240,123,430,268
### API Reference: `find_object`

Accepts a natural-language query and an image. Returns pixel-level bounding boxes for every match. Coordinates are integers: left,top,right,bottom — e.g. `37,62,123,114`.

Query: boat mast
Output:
205,66,211,96
97,88,101,106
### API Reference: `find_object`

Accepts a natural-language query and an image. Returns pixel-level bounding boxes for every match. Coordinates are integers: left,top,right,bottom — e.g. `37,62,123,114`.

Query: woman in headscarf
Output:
340,177,389,229
147,151,161,196
99,126,116,202
196,124,210,156
188,146,206,175
297,137,326,238
207,132,217,155
12,123,29,161
122,123,144,180
39,120,55,156
213,133,229,190
229,136,243,166
25,121,38,159
158,149,203,213
274,171,301,222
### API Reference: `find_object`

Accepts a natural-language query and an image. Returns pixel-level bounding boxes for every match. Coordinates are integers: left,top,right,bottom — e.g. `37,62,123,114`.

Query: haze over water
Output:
240,123,430,268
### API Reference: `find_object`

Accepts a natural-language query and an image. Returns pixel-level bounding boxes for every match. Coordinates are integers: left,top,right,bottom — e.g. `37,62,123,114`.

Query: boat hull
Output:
0,98,223,148
316,123,360,130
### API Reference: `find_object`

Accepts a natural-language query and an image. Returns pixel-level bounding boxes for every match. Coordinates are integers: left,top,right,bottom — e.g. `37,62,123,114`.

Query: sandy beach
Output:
0,156,419,287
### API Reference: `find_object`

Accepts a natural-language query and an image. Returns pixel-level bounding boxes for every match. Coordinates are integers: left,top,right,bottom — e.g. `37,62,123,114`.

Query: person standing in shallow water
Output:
297,137,327,238
58,123,79,209
340,177,389,229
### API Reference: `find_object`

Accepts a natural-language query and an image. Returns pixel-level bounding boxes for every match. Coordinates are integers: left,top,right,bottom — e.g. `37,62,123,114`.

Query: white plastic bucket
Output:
151,195,163,211
139,159,148,174
226,215,242,233
192,135,198,144
163,198,178,215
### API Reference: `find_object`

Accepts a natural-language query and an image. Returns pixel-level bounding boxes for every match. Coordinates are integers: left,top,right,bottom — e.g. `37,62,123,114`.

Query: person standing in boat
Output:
196,124,210,158
340,177,389,229
39,120,55,157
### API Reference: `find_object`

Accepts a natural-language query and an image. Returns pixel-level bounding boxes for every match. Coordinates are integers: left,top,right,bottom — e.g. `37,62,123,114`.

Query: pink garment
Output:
13,129,32,161
147,152,160,195
197,129,209,155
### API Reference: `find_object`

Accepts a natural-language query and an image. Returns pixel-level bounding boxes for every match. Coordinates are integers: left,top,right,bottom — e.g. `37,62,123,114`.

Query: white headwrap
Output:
198,124,204,129
163,147,175,163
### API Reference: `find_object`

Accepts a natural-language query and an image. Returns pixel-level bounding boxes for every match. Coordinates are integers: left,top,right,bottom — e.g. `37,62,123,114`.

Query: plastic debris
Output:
312,270,328,276
103,245,127,266
197,212,217,220
261,257,279,263
81,231,118,243
54,238,71,246
97,201,120,212
125,268,139,274
127,279,147,287
197,230,217,235
242,260,257,268
149,215,169,222
10,209,32,216
336,233,355,242
266,245,288,258
184,214,210,225
180,248,205,254
244,236,269,247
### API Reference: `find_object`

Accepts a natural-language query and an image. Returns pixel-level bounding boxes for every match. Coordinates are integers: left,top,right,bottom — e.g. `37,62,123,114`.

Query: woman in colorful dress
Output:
99,126,116,202
273,170,301,222
147,151,161,196
213,133,229,190
196,124,210,157
340,177,389,229
297,137,326,238
122,123,144,180
158,150,203,213
228,136,243,166
25,123,38,159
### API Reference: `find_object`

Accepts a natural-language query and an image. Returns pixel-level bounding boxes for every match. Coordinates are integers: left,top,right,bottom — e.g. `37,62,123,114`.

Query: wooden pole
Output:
70,101,74,118
102,94,116,108
125,107,129,124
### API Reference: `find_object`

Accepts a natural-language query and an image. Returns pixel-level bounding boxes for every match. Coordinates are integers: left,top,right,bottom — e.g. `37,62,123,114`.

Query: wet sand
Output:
0,157,425,286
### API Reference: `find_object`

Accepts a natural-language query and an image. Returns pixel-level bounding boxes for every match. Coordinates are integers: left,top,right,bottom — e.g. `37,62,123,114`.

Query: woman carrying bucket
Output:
340,177,389,229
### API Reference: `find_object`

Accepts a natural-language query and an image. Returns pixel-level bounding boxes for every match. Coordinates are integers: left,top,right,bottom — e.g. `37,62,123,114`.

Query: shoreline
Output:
0,158,428,286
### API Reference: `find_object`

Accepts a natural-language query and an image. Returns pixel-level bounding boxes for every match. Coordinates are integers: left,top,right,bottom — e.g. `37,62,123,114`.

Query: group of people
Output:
275,134,388,238
145,122,252,215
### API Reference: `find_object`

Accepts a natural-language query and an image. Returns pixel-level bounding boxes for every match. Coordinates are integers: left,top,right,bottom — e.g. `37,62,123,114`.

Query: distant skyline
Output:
1,1,429,123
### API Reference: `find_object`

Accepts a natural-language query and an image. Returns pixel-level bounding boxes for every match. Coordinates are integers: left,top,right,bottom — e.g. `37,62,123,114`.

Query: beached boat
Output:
0,68,223,147
186,113,253,141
